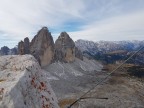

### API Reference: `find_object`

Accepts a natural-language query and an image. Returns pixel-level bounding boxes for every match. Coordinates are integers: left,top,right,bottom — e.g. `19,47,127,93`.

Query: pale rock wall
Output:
54,32,76,63
30,27,55,67
0,55,59,108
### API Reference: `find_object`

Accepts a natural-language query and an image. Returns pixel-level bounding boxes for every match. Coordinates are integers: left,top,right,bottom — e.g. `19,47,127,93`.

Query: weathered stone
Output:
75,47,83,60
0,55,59,108
18,37,30,55
18,41,24,55
24,37,30,54
54,32,75,62
17,27,83,66
0,46,10,55
30,27,55,67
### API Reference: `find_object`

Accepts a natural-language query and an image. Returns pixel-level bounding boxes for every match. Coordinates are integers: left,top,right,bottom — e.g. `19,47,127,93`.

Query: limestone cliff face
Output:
54,32,75,62
24,37,30,54
0,55,59,108
18,37,30,55
30,27,55,67
75,47,83,60
18,41,25,55
17,27,83,66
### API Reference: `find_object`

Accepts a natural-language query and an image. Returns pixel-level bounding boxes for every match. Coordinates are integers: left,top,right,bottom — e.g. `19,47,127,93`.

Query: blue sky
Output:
0,0,144,48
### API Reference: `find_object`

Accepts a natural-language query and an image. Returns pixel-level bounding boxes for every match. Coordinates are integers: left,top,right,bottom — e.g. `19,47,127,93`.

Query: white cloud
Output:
69,11,144,41
0,0,144,48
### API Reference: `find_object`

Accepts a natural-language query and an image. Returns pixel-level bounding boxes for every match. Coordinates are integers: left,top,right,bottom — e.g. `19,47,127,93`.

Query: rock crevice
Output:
54,32,76,63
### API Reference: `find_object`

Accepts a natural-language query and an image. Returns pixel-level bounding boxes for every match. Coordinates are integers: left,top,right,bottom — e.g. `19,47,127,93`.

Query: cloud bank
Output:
69,11,144,41
0,0,144,47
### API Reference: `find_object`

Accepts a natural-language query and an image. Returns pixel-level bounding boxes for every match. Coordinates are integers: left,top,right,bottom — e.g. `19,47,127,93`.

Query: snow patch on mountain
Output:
75,39,144,53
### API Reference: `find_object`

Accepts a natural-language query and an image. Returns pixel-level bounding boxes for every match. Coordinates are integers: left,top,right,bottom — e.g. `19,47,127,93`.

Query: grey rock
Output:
18,37,30,55
75,47,83,60
30,27,55,67
17,27,83,66
18,41,25,55
54,32,75,62
0,46,18,55
0,46,10,55
0,55,59,108
24,37,30,54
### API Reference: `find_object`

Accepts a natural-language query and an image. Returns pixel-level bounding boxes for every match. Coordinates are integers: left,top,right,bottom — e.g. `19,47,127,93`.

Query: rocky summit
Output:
0,55,59,108
24,37,30,54
30,27,55,67
54,32,76,63
17,27,83,67
18,37,30,55
18,41,25,55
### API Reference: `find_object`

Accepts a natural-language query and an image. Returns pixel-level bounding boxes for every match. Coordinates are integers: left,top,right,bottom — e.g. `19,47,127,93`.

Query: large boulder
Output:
0,55,59,108
30,27,55,67
54,32,75,62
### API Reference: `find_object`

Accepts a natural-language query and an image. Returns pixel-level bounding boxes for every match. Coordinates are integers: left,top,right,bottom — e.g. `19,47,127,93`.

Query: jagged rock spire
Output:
30,27,55,67
18,27,83,66
18,37,30,55
54,32,76,62
18,41,25,55
24,37,30,54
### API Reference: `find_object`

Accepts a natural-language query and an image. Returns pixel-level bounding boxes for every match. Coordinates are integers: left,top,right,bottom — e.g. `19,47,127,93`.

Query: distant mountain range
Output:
0,34,144,65
75,39,144,65
0,27,83,67
75,39,144,53
0,46,18,55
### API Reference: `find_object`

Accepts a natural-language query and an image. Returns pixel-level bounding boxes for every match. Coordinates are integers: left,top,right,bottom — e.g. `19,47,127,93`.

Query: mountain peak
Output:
41,26,48,30
54,32,75,62
30,27,54,67
17,27,83,66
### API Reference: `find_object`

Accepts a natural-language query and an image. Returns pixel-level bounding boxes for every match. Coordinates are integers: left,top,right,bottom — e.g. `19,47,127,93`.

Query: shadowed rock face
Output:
0,46,10,55
30,27,55,67
17,27,83,66
75,47,83,60
24,37,30,54
18,37,30,55
18,41,25,55
0,55,59,108
54,32,75,62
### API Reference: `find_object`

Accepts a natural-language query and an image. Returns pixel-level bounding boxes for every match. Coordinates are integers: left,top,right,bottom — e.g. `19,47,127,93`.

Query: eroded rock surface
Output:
30,27,55,67
18,41,25,55
54,32,76,63
75,47,83,60
18,37,30,55
24,37,30,54
0,55,59,108
17,27,83,67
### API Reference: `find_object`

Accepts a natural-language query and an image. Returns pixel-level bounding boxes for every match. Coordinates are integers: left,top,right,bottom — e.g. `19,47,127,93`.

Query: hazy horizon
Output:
0,0,144,48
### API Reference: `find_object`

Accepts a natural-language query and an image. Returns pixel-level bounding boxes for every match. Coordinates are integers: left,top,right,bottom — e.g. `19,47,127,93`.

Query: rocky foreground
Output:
0,55,59,108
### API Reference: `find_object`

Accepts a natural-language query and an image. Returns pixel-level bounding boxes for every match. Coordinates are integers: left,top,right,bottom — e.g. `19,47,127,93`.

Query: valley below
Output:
44,61,144,108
